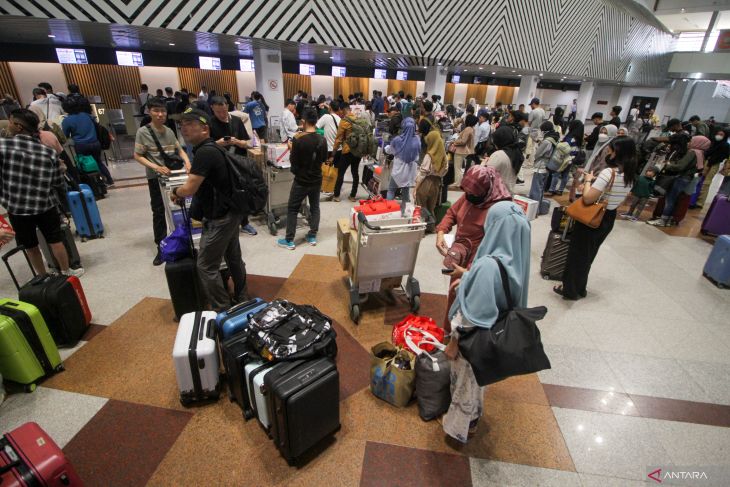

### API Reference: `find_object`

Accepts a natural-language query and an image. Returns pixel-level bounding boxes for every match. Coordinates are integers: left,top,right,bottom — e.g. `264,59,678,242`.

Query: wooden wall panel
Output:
177,68,238,102
495,86,515,105
333,77,369,100
444,83,455,105
283,73,312,101
62,64,141,110
0,62,20,102
466,84,487,105
387,80,417,98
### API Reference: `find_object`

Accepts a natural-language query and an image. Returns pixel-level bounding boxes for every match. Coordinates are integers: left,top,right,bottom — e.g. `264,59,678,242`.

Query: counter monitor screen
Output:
374,69,387,79
116,50,144,67
299,63,315,75
199,56,221,70
396,70,408,80
56,48,88,64
473,76,484,84
332,66,346,77
239,59,255,72
452,74,461,83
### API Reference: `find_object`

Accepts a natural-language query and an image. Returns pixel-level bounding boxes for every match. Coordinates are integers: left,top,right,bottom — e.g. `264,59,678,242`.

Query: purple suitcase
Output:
701,194,730,237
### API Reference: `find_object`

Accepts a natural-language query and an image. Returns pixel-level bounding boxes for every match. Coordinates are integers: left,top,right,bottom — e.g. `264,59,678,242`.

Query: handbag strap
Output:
491,256,514,311
147,125,175,166
596,168,616,204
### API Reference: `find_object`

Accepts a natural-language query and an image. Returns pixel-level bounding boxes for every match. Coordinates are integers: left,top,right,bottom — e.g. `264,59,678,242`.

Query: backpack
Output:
547,141,573,172
95,122,111,150
345,116,377,158
210,144,268,215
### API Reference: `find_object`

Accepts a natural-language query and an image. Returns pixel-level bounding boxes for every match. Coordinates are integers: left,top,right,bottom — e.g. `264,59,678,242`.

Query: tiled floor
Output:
1,167,728,486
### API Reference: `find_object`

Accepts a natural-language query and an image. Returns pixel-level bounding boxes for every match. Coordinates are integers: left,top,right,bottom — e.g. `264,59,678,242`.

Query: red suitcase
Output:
701,194,730,237
0,422,83,486
652,193,691,223
67,276,92,326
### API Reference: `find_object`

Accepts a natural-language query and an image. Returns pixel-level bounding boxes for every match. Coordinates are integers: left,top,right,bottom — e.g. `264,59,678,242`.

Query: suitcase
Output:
36,222,81,271
219,330,259,418
434,201,451,225
67,184,104,240
538,198,551,216
246,359,281,430
165,257,206,321
703,235,730,288
78,171,106,200
0,299,63,391
3,247,90,348
172,310,220,405
0,422,82,486
265,358,340,465
541,230,570,281
215,298,268,341
701,194,730,237
652,193,690,223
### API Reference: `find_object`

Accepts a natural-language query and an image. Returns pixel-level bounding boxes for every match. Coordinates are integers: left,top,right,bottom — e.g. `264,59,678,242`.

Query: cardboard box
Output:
265,143,290,168
336,218,350,271
247,147,266,172
513,195,538,221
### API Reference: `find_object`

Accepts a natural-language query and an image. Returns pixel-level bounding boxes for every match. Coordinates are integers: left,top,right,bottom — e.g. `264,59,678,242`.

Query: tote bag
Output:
565,169,615,228
321,161,338,193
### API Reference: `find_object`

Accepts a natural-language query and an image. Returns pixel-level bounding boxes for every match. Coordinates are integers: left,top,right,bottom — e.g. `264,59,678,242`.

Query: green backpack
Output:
76,153,100,174
345,116,377,159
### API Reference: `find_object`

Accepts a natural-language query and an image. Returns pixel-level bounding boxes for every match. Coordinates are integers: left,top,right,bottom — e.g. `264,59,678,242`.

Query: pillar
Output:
424,66,447,100
253,47,284,125
576,81,594,122
514,75,539,108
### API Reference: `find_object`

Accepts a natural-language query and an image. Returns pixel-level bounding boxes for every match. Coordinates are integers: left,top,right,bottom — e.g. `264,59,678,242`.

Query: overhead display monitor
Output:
56,48,88,64
299,63,315,75
473,76,484,84
396,70,408,80
452,74,461,83
116,50,144,67
239,59,255,72
198,56,221,70
373,69,387,79
332,66,346,77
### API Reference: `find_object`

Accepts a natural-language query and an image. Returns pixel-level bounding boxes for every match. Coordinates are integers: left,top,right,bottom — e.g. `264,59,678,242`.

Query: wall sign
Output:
268,79,278,91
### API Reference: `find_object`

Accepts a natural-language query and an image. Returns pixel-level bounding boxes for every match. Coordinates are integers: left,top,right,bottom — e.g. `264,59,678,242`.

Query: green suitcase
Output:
434,201,452,225
0,299,63,392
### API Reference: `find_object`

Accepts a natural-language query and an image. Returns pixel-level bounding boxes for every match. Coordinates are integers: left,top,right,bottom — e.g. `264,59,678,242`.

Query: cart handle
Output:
356,212,427,231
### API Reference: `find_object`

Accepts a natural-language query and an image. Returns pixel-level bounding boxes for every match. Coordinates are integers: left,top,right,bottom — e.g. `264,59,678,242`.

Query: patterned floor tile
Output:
246,274,286,302
62,399,192,487
332,320,371,401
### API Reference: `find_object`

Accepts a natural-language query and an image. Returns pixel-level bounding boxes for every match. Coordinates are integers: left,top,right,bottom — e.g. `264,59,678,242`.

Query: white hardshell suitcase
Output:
244,360,280,431
173,310,220,406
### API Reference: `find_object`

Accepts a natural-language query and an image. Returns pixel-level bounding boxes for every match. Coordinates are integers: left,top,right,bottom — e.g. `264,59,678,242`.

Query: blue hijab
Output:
389,117,421,164
449,201,531,328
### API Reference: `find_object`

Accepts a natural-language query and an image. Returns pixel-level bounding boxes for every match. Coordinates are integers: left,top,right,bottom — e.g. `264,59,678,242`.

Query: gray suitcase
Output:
37,223,81,271
541,230,570,281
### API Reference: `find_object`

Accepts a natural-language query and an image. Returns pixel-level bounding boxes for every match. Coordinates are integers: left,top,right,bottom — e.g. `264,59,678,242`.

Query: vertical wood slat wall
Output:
466,84,487,105
0,62,20,102
444,83,455,104
283,73,312,101
62,64,141,110
177,68,239,102
495,86,515,105
333,77,369,100
387,80,417,98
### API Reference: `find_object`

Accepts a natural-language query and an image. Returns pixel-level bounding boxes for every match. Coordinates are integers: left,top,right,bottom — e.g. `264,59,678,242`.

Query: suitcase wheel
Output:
54,364,65,373
410,294,420,313
542,274,551,280
180,397,193,407
24,383,37,393
350,304,360,324
243,410,254,421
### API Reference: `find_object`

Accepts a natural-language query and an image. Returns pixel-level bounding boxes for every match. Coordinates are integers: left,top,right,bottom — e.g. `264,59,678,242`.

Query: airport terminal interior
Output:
0,0,729,486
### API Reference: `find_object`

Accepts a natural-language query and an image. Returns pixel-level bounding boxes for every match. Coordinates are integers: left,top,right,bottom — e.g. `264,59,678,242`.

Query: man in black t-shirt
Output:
209,96,257,236
171,108,247,312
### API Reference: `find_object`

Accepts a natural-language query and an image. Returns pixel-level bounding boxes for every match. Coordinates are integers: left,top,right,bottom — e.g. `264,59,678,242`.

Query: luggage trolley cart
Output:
263,162,310,236
348,212,426,323
158,170,202,249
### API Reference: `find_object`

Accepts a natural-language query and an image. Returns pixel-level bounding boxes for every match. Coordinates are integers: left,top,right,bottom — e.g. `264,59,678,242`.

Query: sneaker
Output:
646,218,667,227
629,216,639,222
63,267,85,278
348,196,357,202
324,193,334,201
241,224,258,236
516,178,525,185
277,238,295,250
333,196,341,202
619,212,632,219
306,234,317,246
153,253,163,266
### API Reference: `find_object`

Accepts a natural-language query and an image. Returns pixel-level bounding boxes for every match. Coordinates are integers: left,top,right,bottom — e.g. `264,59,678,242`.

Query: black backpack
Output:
211,144,268,215
95,122,111,150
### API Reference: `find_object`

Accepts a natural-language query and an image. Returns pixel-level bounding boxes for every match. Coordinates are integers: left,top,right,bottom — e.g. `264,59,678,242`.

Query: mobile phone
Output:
441,268,455,275
224,136,231,141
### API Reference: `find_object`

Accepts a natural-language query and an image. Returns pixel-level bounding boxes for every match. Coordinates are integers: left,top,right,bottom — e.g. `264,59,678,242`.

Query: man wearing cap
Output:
528,98,545,129
170,108,247,312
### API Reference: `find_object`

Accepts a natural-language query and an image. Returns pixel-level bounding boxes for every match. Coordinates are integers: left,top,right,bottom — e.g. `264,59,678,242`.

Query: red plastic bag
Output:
392,315,445,353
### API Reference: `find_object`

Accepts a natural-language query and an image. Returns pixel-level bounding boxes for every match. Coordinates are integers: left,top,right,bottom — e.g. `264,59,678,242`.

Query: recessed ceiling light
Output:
518,74,522,77
169,42,175,46
329,56,334,59
464,69,468,72
479,67,483,70
491,72,496,75
234,41,240,45
423,66,427,68
387,57,392,59
47,34,55,38
539,73,543,76
323,50,329,53
511,70,515,73
437,62,442,65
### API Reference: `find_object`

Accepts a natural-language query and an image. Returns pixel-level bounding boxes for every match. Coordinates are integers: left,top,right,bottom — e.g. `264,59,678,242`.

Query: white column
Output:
514,75,539,108
576,81,595,122
424,66,447,100
253,47,284,123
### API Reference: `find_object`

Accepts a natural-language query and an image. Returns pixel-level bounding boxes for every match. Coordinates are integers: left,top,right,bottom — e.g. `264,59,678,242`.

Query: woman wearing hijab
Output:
548,120,584,196
436,166,512,331
442,201,531,443
552,106,566,134
528,121,561,204
569,124,619,201
648,135,710,227
695,128,729,209
450,114,477,186
482,125,523,194
415,129,447,215
385,117,421,213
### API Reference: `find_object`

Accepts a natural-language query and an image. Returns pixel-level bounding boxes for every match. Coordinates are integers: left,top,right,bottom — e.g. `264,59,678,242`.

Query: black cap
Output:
530,97,540,105
180,107,210,124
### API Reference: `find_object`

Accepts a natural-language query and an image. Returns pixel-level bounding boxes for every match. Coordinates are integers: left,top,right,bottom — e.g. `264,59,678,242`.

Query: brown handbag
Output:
565,169,616,228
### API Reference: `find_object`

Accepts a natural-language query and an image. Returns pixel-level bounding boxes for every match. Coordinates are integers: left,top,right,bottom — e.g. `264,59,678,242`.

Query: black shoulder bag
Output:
147,125,184,170
457,256,551,386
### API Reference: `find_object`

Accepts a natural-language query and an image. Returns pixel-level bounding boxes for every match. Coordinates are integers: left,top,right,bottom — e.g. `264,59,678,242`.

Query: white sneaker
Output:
63,267,85,278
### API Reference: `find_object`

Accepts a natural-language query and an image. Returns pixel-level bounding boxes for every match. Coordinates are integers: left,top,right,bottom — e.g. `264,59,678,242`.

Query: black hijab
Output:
540,121,560,142
493,125,524,173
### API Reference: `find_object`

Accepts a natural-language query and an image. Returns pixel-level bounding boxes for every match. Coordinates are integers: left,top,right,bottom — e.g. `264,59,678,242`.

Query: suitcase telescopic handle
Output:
2,245,36,291
205,318,216,340
225,298,258,315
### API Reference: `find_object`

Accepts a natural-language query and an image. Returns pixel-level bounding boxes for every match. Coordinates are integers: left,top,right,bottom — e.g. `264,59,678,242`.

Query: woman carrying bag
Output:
385,117,421,213
415,129,448,215
555,136,637,300
441,201,531,443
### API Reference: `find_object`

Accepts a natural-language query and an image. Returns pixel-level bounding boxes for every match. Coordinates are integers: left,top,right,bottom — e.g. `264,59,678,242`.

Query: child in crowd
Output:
621,166,657,221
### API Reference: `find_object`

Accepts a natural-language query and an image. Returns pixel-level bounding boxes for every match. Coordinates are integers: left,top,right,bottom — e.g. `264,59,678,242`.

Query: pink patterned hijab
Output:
460,165,512,209
689,135,711,169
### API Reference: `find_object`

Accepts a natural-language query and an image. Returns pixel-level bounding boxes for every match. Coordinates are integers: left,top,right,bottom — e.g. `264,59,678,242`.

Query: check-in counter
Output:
121,96,142,136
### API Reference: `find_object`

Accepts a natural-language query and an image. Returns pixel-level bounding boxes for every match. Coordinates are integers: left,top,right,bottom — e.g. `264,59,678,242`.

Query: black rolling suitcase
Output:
79,172,107,200
220,330,258,419
264,358,340,465
36,222,81,271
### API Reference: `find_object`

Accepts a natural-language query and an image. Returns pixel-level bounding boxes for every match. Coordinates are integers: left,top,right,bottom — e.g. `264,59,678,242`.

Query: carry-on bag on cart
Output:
701,194,730,236
36,221,81,271
215,298,268,341
541,228,571,281
0,299,63,391
164,205,206,320
265,358,340,465
173,310,220,405
703,235,730,288
3,247,90,347
0,422,82,486
67,183,104,240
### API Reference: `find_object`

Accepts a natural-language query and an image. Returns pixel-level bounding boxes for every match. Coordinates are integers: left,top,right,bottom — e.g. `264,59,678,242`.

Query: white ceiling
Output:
656,7,730,32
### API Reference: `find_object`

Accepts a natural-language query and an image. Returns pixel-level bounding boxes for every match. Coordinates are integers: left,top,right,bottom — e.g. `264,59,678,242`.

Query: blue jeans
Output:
529,171,547,203
662,176,691,219
386,177,409,216
548,169,569,193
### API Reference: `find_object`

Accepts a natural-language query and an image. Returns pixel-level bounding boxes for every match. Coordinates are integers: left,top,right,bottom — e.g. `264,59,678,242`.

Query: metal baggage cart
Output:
347,212,426,323
158,170,202,249
263,162,310,236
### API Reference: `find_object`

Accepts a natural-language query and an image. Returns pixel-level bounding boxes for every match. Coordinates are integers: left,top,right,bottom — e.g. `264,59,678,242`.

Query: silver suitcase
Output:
173,311,220,406
245,360,281,431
